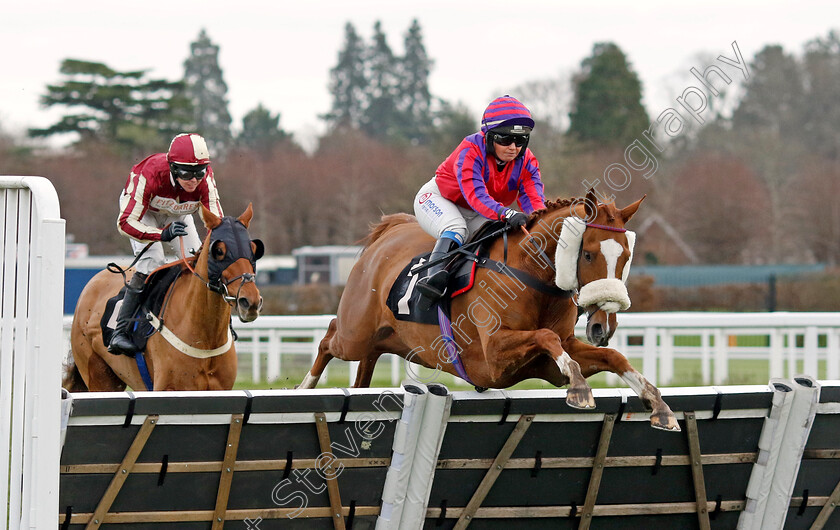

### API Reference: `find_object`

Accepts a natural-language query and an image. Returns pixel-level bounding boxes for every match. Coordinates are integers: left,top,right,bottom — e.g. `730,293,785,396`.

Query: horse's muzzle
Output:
237,296,262,323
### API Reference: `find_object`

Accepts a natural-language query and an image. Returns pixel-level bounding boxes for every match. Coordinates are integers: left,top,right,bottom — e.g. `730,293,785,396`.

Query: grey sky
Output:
1,0,837,150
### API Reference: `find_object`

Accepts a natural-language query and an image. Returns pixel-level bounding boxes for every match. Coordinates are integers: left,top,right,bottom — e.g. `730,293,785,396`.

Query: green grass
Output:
232,353,817,391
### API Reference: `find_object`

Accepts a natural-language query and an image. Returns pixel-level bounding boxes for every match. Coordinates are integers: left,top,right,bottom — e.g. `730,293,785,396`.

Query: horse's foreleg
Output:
562,337,680,432
299,319,338,389
300,350,332,389
486,329,594,409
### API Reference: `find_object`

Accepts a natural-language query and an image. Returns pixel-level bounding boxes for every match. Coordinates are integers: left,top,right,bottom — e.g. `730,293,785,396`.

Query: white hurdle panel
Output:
1,176,65,530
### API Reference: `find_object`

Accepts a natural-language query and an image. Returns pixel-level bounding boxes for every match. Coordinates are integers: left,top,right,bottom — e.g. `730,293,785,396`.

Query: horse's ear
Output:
585,188,598,220
620,194,647,224
238,203,254,229
200,204,222,230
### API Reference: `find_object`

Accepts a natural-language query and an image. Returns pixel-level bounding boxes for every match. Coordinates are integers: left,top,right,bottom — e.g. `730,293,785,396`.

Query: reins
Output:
106,242,153,288
412,216,628,300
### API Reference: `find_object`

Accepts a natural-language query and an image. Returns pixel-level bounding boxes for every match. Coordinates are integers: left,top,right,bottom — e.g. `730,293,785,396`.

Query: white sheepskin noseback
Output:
622,230,636,284
554,216,586,290
578,278,631,313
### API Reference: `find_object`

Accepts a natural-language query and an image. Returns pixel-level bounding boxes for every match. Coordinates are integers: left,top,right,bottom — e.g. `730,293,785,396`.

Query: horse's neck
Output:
506,218,566,281
170,271,231,338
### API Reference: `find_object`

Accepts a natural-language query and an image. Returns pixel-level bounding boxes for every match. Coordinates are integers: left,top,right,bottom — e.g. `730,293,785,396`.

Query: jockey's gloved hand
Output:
160,221,188,242
501,209,528,230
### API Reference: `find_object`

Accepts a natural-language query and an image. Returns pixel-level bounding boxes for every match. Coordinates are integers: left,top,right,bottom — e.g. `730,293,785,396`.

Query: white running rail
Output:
61,311,840,387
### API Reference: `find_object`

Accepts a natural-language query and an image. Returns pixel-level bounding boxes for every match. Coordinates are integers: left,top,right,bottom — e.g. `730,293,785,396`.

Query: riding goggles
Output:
493,133,529,147
171,163,208,181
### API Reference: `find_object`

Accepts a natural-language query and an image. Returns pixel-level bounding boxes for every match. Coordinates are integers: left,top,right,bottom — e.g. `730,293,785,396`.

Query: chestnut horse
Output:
301,192,679,431
64,204,264,392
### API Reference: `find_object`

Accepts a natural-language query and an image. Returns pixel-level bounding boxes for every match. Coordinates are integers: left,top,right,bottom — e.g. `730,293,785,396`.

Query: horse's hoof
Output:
650,412,681,432
566,387,596,409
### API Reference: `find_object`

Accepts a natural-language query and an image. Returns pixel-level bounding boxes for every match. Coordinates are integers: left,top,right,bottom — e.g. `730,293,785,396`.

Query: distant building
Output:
631,263,827,288
255,255,296,285
292,245,364,286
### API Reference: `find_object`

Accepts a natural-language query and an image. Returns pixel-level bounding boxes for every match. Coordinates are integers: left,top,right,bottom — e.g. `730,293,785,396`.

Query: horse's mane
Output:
362,213,418,250
527,197,578,227
362,198,583,251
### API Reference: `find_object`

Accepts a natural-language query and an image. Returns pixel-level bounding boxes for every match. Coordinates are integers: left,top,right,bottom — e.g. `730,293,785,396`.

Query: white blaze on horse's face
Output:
576,233,633,314
599,239,623,279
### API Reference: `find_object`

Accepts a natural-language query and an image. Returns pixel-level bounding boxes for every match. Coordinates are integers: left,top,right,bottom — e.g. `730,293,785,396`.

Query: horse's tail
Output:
363,213,417,249
62,351,88,392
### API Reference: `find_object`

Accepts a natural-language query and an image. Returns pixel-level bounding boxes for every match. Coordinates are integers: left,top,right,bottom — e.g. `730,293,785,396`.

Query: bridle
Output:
179,237,258,307
144,220,261,360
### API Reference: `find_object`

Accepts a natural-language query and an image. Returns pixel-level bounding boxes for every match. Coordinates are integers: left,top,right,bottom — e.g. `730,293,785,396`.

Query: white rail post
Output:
827,328,840,380
643,326,658,384
1,176,65,530
249,330,261,383
266,329,280,382
803,326,819,378
787,331,797,379
713,328,727,385
769,328,784,379
700,329,711,385
659,328,673,385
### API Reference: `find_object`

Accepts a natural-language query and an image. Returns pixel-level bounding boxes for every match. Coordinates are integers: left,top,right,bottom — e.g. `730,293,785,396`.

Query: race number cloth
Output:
386,251,479,325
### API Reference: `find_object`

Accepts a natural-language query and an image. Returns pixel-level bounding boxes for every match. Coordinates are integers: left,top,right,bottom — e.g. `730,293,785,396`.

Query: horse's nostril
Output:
238,298,250,310
592,324,604,337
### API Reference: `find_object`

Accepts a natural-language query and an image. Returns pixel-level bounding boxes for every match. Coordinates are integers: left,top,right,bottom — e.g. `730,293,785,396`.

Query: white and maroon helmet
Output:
167,133,210,166
167,133,210,181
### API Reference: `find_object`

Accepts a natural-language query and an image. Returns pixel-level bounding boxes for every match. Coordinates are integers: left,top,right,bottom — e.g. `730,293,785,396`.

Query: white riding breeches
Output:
414,178,493,245
119,194,201,275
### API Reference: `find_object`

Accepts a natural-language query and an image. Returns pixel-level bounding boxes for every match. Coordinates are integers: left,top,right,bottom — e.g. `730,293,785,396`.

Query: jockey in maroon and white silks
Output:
413,95,548,306
117,134,223,275
109,133,223,356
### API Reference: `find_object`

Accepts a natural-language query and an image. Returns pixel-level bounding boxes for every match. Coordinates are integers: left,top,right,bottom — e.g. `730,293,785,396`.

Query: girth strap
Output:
476,258,573,298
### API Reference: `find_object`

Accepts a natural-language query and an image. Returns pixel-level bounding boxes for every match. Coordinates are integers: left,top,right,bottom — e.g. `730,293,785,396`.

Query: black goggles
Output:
493,133,529,147
171,164,208,181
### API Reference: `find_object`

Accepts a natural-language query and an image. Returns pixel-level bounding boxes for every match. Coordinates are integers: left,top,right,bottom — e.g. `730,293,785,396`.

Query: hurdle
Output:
1,176,66,529
55,380,840,529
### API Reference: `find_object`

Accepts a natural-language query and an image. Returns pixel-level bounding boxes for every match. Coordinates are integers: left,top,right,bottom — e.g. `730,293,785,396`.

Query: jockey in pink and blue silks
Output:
414,95,547,306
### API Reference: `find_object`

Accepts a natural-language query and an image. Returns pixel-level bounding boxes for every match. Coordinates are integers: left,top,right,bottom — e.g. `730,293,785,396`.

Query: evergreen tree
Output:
568,42,650,147
183,29,233,156
324,22,368,129
731,45,803,142
398,19,434,144
362,21,401,140
430,99,476,157
29,58,191,154
801,31,840,160
238,103,293,155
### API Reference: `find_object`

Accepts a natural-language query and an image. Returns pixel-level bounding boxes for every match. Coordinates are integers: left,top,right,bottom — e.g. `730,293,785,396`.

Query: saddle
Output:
386,221,506,325
100,263,185,351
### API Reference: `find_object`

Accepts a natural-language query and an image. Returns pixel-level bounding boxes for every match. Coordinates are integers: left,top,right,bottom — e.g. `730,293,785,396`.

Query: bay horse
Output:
63,204,264,392
301,191,679,431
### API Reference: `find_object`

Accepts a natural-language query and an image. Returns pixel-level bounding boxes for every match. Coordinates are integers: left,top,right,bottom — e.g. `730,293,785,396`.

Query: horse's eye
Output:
583,251,593,263
212,244,226,260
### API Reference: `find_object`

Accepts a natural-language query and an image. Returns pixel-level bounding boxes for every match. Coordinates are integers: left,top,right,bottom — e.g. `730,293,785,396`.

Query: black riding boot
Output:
108,272,147,356
416,237,460,309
